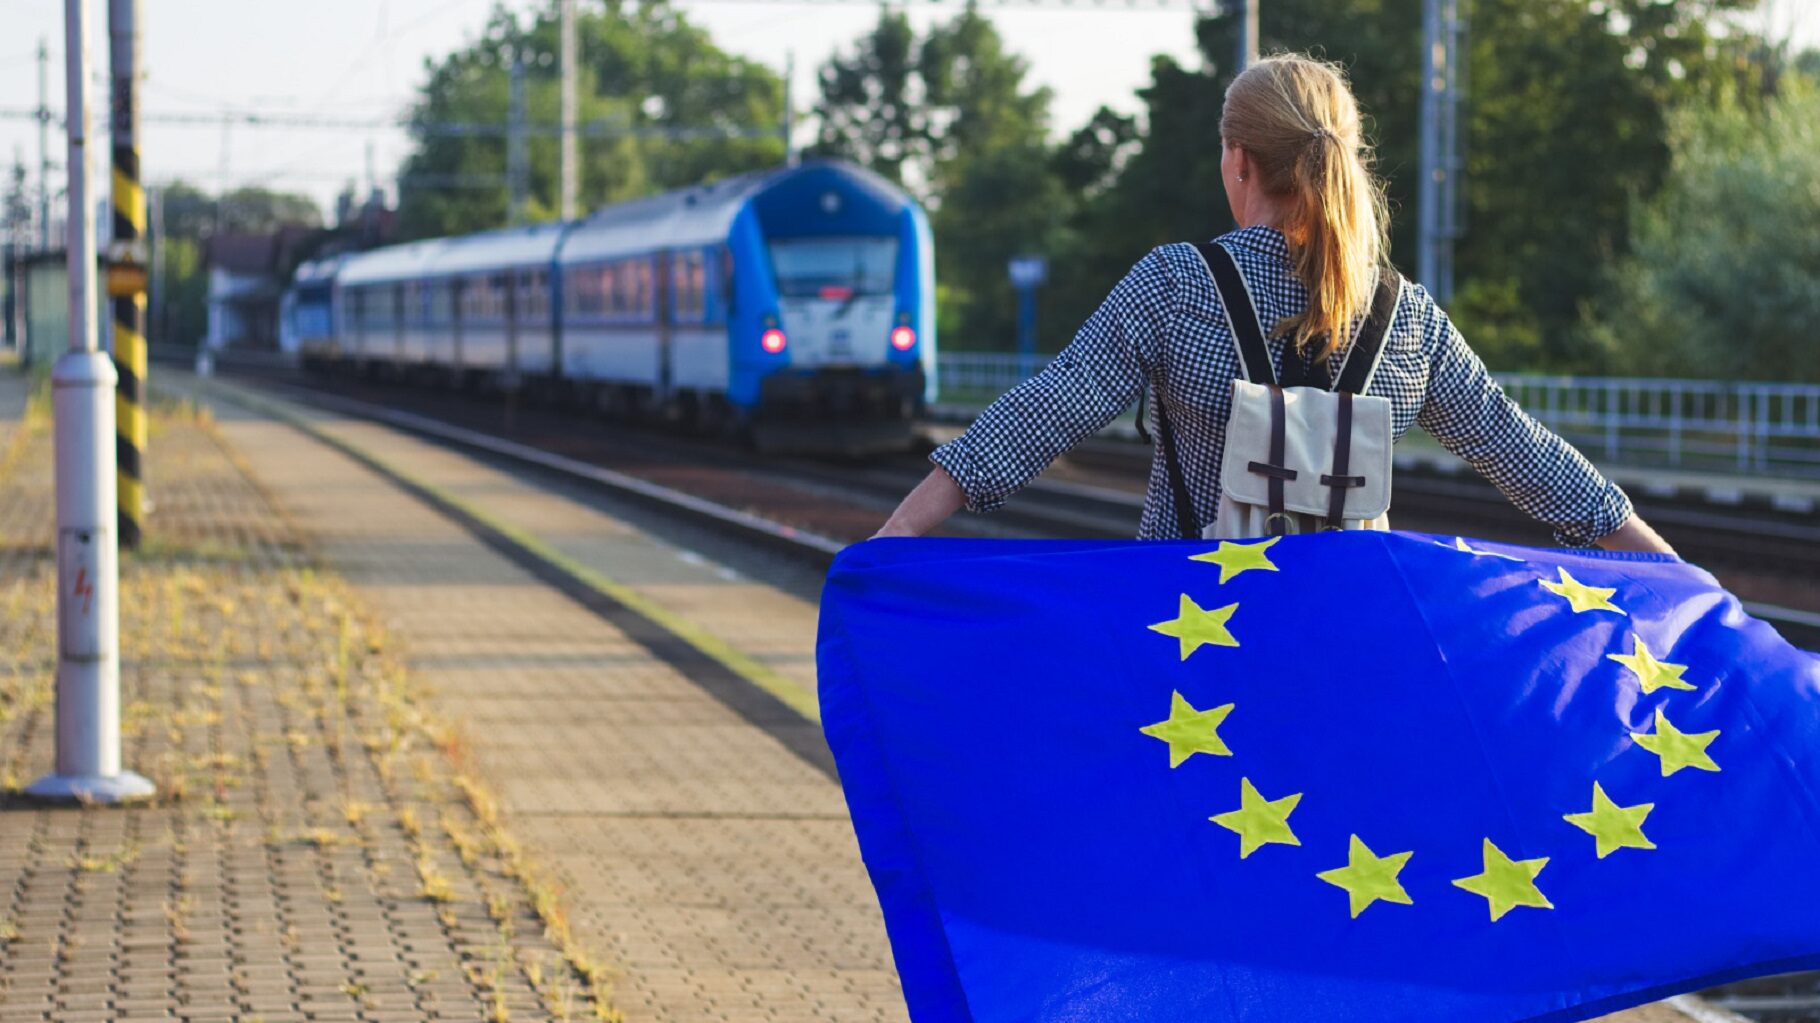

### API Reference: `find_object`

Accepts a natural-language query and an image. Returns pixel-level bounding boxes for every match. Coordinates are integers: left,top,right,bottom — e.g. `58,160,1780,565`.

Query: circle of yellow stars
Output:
1136,538,1723,923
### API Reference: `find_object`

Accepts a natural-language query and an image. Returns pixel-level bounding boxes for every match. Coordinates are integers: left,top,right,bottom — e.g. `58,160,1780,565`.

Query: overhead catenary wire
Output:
0,106,779,141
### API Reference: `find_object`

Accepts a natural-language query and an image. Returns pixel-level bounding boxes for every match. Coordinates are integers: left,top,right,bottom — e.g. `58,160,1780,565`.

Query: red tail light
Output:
890,325,916,351
761,328,787,354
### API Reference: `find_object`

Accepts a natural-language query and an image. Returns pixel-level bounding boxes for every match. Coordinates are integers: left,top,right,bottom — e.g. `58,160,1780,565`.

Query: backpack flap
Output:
1218,379,1392,521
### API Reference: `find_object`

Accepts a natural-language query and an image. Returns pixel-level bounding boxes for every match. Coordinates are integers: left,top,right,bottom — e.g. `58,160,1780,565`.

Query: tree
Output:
812,10,928,187
1586,82,1820,381
157,180,320,238
397,0,784,239
1046,0,1765,370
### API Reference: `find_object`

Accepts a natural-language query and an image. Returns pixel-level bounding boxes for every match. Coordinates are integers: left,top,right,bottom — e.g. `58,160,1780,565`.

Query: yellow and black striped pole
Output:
108,0,145,549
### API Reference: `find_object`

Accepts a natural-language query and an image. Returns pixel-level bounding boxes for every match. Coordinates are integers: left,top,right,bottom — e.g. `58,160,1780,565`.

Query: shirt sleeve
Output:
930,248,1174,514
1413,293,1633,547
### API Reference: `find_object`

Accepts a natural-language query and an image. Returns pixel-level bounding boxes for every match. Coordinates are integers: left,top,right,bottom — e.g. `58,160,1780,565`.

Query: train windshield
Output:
768,237,898,298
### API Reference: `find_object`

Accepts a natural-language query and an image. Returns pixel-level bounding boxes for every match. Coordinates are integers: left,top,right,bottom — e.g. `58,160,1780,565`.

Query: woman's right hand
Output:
871,467,967,540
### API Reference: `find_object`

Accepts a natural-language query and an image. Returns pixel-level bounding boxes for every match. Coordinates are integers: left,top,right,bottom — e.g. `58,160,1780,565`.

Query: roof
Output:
324,159,921,284
204,226,319,276
560,160,916,265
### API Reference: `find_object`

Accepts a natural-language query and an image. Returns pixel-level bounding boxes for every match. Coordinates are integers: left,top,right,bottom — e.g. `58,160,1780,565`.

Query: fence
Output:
935,353,1820,479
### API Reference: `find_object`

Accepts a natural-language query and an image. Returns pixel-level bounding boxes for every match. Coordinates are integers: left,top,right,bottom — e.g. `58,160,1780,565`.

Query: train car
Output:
281,254,344,358
292,159,936,448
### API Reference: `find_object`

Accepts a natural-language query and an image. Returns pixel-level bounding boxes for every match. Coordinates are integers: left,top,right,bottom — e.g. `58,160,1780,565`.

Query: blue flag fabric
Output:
817,532,1820,1023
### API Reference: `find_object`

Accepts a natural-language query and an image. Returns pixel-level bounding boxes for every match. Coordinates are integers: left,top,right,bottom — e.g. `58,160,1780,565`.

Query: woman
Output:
875,53,1672,555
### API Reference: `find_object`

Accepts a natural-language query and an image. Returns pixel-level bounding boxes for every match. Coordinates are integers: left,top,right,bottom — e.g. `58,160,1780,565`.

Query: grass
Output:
0,390,627,1022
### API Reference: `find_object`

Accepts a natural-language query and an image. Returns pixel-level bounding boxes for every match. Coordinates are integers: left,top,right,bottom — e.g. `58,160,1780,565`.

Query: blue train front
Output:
287,160,936,448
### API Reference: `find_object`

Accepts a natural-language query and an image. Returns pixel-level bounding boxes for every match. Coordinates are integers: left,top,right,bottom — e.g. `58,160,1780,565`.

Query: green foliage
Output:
160,180,322,237
157,236,209,348
1047,0,1765,369
1585,82,1820,382
396,0,783,239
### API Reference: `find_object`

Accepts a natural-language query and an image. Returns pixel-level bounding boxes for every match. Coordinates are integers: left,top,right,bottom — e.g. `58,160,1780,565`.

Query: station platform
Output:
0,364,1756,1023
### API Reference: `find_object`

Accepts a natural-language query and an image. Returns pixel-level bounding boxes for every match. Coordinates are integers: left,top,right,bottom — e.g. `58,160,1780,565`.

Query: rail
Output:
936,353,1820,479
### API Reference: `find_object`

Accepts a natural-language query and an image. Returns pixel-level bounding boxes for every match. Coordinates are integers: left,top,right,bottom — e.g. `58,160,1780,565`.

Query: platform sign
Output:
1007,255,1048,289
58,527,111,660
1008,255,1048,372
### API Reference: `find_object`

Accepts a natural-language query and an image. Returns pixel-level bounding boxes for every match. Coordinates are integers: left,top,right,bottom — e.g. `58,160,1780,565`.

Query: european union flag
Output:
817,532,1820,1023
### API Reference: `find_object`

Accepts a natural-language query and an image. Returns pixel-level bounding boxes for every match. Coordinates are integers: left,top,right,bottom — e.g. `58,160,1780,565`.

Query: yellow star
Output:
1452,839,1553,921
1539,567,1626,615
1442,536,1520,561
1148,595,1240,660
1632,708,1720,776
1563,782,1656,858
1606,636,1695,694
1209,777,1301,858
1189,538,1281,584
1316,835,1414,918
1138,691,1234,767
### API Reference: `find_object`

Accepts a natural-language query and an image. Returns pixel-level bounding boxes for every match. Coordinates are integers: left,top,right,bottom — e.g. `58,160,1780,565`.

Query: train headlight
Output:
761,328,787,354
890,326,916,351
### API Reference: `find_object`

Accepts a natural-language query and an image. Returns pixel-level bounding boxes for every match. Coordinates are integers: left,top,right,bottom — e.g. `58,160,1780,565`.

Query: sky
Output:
0,0,1814,220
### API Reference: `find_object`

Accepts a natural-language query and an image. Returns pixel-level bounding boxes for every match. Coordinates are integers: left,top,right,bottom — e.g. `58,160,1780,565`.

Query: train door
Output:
392,284,405,365
450,277,465,375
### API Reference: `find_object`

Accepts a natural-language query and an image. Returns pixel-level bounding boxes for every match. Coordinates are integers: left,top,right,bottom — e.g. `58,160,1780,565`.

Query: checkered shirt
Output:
930,225,1633,546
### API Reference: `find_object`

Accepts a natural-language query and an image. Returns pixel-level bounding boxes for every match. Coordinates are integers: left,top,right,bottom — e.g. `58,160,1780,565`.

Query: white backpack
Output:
1156,241,1403,540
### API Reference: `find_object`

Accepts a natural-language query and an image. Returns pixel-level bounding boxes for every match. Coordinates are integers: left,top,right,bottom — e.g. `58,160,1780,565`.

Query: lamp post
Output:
26,0,155,806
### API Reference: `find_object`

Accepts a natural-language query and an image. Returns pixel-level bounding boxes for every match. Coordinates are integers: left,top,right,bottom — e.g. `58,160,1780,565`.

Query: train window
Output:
561,257,657,323
462,274,506,323
564,265,603,317
671,250,707,324
768,237,898,298
402,281,422,327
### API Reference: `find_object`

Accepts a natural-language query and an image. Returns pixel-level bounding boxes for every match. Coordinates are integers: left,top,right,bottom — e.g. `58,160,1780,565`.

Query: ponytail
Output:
1220,55,1390,361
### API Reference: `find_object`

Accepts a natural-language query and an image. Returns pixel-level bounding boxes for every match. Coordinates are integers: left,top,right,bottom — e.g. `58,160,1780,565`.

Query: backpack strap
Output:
1331,269,1403,394
1244,384,1298,536
1193,242,1275,386
1153,402,1199,539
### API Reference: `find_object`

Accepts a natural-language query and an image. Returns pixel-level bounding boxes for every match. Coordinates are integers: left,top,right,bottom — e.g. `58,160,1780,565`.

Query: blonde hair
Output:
1219,54,1390,361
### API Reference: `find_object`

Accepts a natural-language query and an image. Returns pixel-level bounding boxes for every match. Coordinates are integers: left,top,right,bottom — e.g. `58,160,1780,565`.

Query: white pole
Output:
1235,0,1258,74
28,0,154,805
559,0,578,222
783,51,797,168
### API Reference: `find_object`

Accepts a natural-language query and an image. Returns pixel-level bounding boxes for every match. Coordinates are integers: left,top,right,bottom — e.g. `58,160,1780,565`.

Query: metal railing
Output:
935,352,1820,479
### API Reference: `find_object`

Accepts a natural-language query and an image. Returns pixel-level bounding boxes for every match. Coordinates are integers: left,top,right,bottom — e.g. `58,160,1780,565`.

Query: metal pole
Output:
28,0,155,805
508,49,527,227
783,51,798,167
109,0,147,551
1417,0,1439,297
149,184,163,344
1438,0,1462,302
1235,0,1258,74
1417,0,1460,303
559,0,578,221
37,38,52,251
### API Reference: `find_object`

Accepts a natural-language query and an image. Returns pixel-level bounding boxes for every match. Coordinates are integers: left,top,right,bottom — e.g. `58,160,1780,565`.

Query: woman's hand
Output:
1596,513,1677,557
872,467,967,539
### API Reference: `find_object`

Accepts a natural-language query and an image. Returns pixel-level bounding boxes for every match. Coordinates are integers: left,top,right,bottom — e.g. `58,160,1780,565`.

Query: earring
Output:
1237,173,1247,182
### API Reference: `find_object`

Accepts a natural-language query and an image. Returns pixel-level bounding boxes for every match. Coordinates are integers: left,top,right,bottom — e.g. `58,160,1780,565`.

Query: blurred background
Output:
0,0,1815,381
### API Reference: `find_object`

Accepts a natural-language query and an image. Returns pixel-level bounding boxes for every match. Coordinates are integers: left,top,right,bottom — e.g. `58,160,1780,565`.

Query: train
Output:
283,159,937,448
